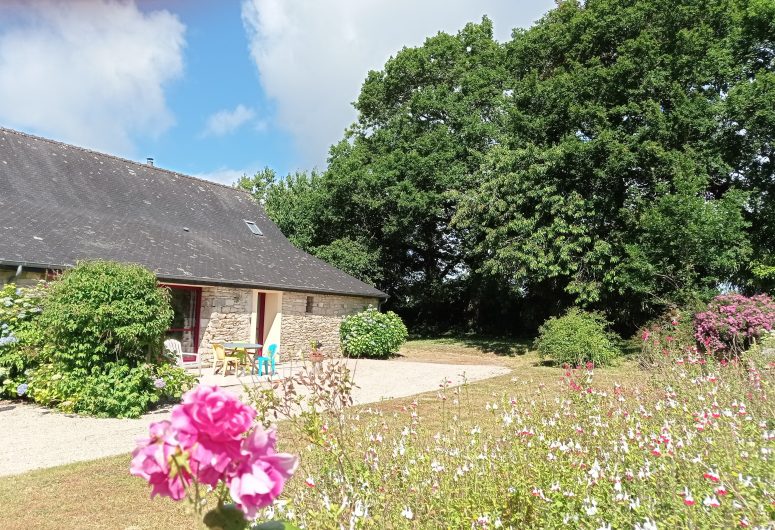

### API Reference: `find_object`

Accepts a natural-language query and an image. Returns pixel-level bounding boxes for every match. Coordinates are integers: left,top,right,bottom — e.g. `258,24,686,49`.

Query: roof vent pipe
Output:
146,157,154,166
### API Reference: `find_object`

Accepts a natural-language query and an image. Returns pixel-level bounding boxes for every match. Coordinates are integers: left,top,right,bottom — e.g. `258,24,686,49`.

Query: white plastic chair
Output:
164,338,202,374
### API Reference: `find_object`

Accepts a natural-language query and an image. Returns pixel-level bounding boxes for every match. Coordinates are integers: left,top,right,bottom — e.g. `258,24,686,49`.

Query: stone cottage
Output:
0,127,386,359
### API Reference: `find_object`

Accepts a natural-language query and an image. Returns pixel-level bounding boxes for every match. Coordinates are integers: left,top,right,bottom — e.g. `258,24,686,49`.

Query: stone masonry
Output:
0,270,46,287
198,286,252,361
280,292,379,357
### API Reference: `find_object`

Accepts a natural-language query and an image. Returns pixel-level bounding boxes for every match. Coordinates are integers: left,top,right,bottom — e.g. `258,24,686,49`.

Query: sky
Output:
0,0,555,185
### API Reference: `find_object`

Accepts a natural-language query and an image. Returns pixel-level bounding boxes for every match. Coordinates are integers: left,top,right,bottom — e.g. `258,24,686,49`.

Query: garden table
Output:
222,342,265,375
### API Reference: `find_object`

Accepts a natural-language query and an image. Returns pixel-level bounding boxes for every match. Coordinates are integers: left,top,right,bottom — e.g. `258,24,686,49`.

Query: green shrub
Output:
340,306,408,359
29,362,195,418
38,261,173,370
20,261,184,417
534,308,621,366
638,302,706,367
153,363,197,400
0,282,48,398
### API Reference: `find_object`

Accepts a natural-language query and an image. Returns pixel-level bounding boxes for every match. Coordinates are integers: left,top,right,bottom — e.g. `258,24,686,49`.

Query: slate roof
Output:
0,127,385,299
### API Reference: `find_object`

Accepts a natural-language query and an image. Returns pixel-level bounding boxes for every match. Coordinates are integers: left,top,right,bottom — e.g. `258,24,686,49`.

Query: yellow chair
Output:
211,342,241,375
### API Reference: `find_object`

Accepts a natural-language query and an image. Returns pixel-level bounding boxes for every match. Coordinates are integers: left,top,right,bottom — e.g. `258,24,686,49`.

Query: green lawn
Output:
0,339,642,530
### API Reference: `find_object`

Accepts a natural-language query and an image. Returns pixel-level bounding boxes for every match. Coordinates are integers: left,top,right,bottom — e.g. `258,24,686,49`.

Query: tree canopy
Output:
239,0,774,335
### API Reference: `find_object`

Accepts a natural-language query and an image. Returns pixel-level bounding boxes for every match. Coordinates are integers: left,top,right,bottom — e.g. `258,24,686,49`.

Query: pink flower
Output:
130,420,190,500
682,487,695,506
228,428,299,518
704,469,720,483
172,385,256,446
131,384,297,521
703,495,720,508
170,385,257,486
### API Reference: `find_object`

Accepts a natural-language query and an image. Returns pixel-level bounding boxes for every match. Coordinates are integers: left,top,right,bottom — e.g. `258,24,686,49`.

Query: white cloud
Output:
202,104,256,137
241,0,554,165
0,0,185,156
193,167,252,186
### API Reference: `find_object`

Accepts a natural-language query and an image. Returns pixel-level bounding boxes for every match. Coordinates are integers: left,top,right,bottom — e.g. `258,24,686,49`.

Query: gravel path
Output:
0,359,509,477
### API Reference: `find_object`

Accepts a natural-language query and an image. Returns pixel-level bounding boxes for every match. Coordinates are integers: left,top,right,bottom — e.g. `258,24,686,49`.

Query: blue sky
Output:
0,0,554,185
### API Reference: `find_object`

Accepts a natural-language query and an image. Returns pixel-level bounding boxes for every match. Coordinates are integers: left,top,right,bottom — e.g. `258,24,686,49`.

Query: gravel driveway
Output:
0,359,509,477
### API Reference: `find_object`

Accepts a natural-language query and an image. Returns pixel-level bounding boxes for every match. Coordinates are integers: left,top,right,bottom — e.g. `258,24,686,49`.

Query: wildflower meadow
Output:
240,341,774,528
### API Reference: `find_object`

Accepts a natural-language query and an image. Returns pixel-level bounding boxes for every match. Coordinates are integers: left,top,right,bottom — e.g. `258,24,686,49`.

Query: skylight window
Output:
244,220,263,236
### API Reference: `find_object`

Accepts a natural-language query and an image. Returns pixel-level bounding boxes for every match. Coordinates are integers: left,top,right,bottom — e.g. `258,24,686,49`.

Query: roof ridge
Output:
0,126,252,196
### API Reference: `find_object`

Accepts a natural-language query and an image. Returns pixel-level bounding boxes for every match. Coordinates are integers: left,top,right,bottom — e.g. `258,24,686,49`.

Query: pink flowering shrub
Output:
131,385,298,528
639,307,701,367
694,294,775,357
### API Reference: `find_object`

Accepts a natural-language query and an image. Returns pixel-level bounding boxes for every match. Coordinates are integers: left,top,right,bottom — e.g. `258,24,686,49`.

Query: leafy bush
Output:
638,302,706,367
0,282,48,398
153,363,197,401
694,293,775,357
38,260,173,370
340,306,407,359
535,308,621,366
29,362,195,418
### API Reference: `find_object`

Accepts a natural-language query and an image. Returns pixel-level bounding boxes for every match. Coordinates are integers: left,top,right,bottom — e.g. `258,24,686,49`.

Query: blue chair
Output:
264,344,278,375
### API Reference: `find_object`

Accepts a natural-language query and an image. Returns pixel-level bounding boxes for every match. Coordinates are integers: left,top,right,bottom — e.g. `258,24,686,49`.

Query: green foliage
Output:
340,307,408,359
752,262,775,294
638,303,706,367
153,363,196,400
241,18,507,321
38,261,173,370
0,282,47,398
456,0,771,326
312,238,383,286
535,308,621,367
29,362,194,418
240,0,774,335
6,261,189,417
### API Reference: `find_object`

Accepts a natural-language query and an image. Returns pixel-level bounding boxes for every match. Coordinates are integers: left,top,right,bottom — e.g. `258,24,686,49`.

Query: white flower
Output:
401,506,414,520
634,519,657,530
589,459,602,480
353,500,368,518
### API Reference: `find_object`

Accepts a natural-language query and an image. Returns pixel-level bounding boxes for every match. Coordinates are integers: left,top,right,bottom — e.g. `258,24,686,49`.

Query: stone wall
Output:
198,286,253,361
0,269,46,287
280,292,378,357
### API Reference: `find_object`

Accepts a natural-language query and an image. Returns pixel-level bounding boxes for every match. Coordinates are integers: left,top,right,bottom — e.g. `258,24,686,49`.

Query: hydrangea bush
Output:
694,294,775,357
131,385,299,530
0,282,47,398
340,306,408,359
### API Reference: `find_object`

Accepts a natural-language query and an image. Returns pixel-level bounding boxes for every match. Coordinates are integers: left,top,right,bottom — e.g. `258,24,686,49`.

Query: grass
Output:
0,339,642,529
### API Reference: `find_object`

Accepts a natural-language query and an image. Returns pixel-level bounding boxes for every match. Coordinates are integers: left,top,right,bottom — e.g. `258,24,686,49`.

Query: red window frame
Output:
256,292,266,353
160,283,202,354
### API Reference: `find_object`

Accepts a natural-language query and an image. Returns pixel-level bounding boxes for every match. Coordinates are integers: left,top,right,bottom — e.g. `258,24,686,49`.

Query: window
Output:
244,220,263,236
306,296,314,313
163,285,202,354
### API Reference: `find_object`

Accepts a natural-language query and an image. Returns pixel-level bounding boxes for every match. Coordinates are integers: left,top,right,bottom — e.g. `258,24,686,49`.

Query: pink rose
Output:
228,429,299,518
130,420,190,500
172,385,256,446
131,385,298,518
170,385,257,486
